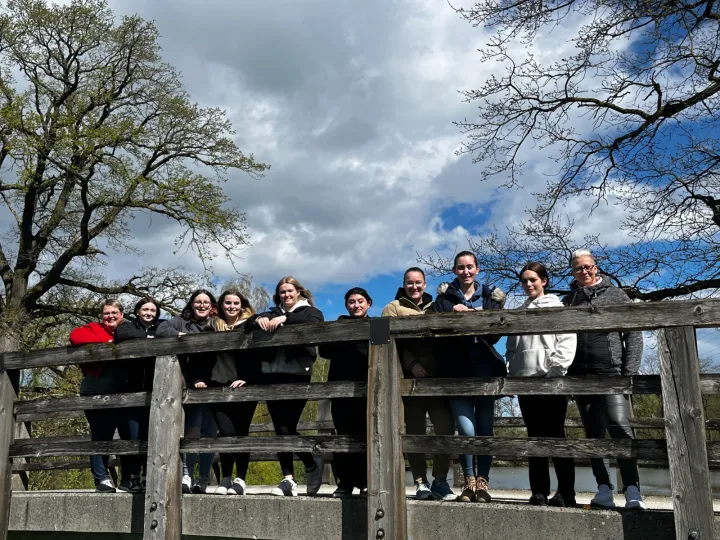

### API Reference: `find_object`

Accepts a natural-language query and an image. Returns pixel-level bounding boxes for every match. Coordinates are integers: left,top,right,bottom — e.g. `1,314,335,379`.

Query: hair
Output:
520,262,550,288
180,289,218,321
215,288,255,330
272,276,315,307
344,287,373,305
453,250,478,268
100,298,124,314
133,297,161,322
403,267,425,282
570,249,595,267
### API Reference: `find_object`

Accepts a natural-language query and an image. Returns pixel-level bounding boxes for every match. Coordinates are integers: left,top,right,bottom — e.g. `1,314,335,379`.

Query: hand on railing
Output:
411,364,428,378
230,379,247,388
194,382,207,388
452,304,472,312
257,316,286,332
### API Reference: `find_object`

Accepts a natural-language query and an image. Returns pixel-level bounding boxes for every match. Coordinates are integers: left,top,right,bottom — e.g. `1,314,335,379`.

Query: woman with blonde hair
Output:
246,276,325,497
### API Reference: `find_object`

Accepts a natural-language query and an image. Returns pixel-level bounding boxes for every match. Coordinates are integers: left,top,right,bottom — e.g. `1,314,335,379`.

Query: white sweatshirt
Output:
505,294,577,378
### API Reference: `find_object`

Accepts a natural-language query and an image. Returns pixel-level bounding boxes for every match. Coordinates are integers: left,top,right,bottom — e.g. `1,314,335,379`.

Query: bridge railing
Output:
1,299,719,540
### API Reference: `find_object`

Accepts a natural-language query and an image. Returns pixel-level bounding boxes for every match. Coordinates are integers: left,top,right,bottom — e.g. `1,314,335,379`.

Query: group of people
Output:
68,249,645,510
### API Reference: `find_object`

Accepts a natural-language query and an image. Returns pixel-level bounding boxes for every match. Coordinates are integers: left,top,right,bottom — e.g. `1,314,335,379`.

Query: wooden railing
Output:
1,299,720,540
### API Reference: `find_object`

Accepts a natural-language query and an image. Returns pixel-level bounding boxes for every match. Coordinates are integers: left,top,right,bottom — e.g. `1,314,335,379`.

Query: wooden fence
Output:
1,299,720,540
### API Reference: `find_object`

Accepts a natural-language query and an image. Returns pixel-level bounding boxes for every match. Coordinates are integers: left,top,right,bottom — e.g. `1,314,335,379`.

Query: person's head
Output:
100,299,124,331
344,287,372,318
570,249,598,288
273,276,314,309
217,289,255,323
453,251,479,287
133,297,161,327
181,289,217,322
403,267,426,304
519,262,549,300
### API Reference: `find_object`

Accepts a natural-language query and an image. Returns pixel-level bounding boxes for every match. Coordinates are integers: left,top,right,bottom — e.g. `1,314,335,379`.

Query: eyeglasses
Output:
573,264,596,274
193,301,211,307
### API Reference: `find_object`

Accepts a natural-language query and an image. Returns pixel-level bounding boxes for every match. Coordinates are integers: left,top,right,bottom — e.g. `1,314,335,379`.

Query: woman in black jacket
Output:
190,289,259,496
318,287,372,497
246,276,324,497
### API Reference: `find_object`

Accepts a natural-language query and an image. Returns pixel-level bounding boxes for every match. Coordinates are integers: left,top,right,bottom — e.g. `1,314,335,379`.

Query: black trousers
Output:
518,395,575,496
331,397,367,490
212,401,258,480
575,394,639,490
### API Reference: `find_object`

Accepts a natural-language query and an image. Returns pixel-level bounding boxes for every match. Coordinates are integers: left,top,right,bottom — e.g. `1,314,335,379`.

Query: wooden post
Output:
367,332,406,540
0,372,17,540
659,327,714,540
144,356,184,540
11,421,29,491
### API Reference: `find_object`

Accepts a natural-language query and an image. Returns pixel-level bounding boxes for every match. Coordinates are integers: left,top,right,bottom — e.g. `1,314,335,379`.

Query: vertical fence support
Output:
0,372,17,540
144,355,184,540
11,422,29,491
659,327,713,540
368,331,406,540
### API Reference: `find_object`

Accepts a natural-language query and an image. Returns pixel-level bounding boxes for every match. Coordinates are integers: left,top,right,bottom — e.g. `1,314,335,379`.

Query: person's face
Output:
572,255,598,287
278,283,300,309
453,255,479,285
520,270,547,300
102,305,123,330
346,294,370,318
222,295,243,320
192,293,212,320
403,271,426,303
137,302,157,325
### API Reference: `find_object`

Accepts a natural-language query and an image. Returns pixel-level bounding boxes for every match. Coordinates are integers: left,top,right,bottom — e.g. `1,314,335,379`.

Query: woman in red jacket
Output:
69,299,141,493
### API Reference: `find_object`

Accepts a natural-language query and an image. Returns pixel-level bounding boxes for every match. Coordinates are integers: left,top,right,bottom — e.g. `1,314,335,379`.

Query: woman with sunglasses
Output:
563,250,645,510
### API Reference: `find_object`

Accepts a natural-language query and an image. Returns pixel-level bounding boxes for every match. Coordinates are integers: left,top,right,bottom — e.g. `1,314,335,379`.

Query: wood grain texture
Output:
6,299,720,370
659,327,714,540
367,340,406,540
0,373,16,540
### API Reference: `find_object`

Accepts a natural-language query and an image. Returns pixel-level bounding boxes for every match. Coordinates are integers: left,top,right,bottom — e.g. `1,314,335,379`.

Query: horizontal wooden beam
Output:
4,299,720,369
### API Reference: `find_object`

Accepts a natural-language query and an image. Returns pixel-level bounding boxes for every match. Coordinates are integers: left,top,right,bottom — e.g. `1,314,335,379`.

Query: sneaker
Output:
549,492,576,508
624,486,646,510
191,476,208,494
430,479,455,501
528,493,547,506
458,475,476,502
271,478,298,497
332,486,353,498
590,484,616,508
475,476,492,503
306,457,324,496
95,478,116,493
182,475,192,494
415,481,434,500
228,478,246,496
359,487,368,497
215,476,231,495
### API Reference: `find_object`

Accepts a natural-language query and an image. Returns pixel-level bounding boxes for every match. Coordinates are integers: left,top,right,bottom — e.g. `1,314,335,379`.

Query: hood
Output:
522,293,563,309
394,287,433,307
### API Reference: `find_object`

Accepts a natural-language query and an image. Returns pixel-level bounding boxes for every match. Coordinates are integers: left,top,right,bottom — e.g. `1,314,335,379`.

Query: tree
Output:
218,274,271,314
0,0,268,358
450,0,720,300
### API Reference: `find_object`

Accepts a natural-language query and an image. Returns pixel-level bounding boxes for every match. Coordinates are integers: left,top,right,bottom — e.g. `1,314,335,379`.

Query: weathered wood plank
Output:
10,422,29,491
6,299,720,370
184,381,367,404
144,356,183,540
659,327,714,540
0,373,16,540
367,339,406,540
14,392,150,420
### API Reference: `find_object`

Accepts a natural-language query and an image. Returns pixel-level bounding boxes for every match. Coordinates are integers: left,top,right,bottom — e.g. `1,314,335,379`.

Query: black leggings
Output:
331,397,367,490
212,401,258,480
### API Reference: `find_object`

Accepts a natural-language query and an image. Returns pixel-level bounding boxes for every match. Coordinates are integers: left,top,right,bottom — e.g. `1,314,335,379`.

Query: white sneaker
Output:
270,478,297,496
590,484,616,508
624,485,646,510
415,481,433,500
228,477,246,495
215,476,231,495
95,478,116,493
181,475,192,494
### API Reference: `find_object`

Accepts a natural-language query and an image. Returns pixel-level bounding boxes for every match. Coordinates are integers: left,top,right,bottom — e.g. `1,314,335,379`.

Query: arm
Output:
114,321,147,343
505,336,516,366
284,307,324,325
155,316,183,337
69,323,110,346
546,333,577,377
622,331,643,375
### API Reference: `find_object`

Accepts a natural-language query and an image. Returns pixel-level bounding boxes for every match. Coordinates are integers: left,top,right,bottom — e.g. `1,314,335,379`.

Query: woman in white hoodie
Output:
505,262,577,508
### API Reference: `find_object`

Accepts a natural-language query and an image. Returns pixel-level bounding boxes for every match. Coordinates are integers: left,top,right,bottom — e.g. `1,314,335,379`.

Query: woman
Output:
113,297,166,492
433,251,506,503
562,250,645,510
157,289,218,494
69,299,140,493
506,262,576,507
190,289,259,496
318,287,372,497
246,276,324,497
382,268,455,501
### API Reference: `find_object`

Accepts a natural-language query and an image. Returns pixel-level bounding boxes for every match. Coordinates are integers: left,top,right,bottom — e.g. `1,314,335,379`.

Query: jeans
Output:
575,394,639,490
403,397,454,482
450,396,495,479
518,395,575,496
84,408,140,485
183,404,217,480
